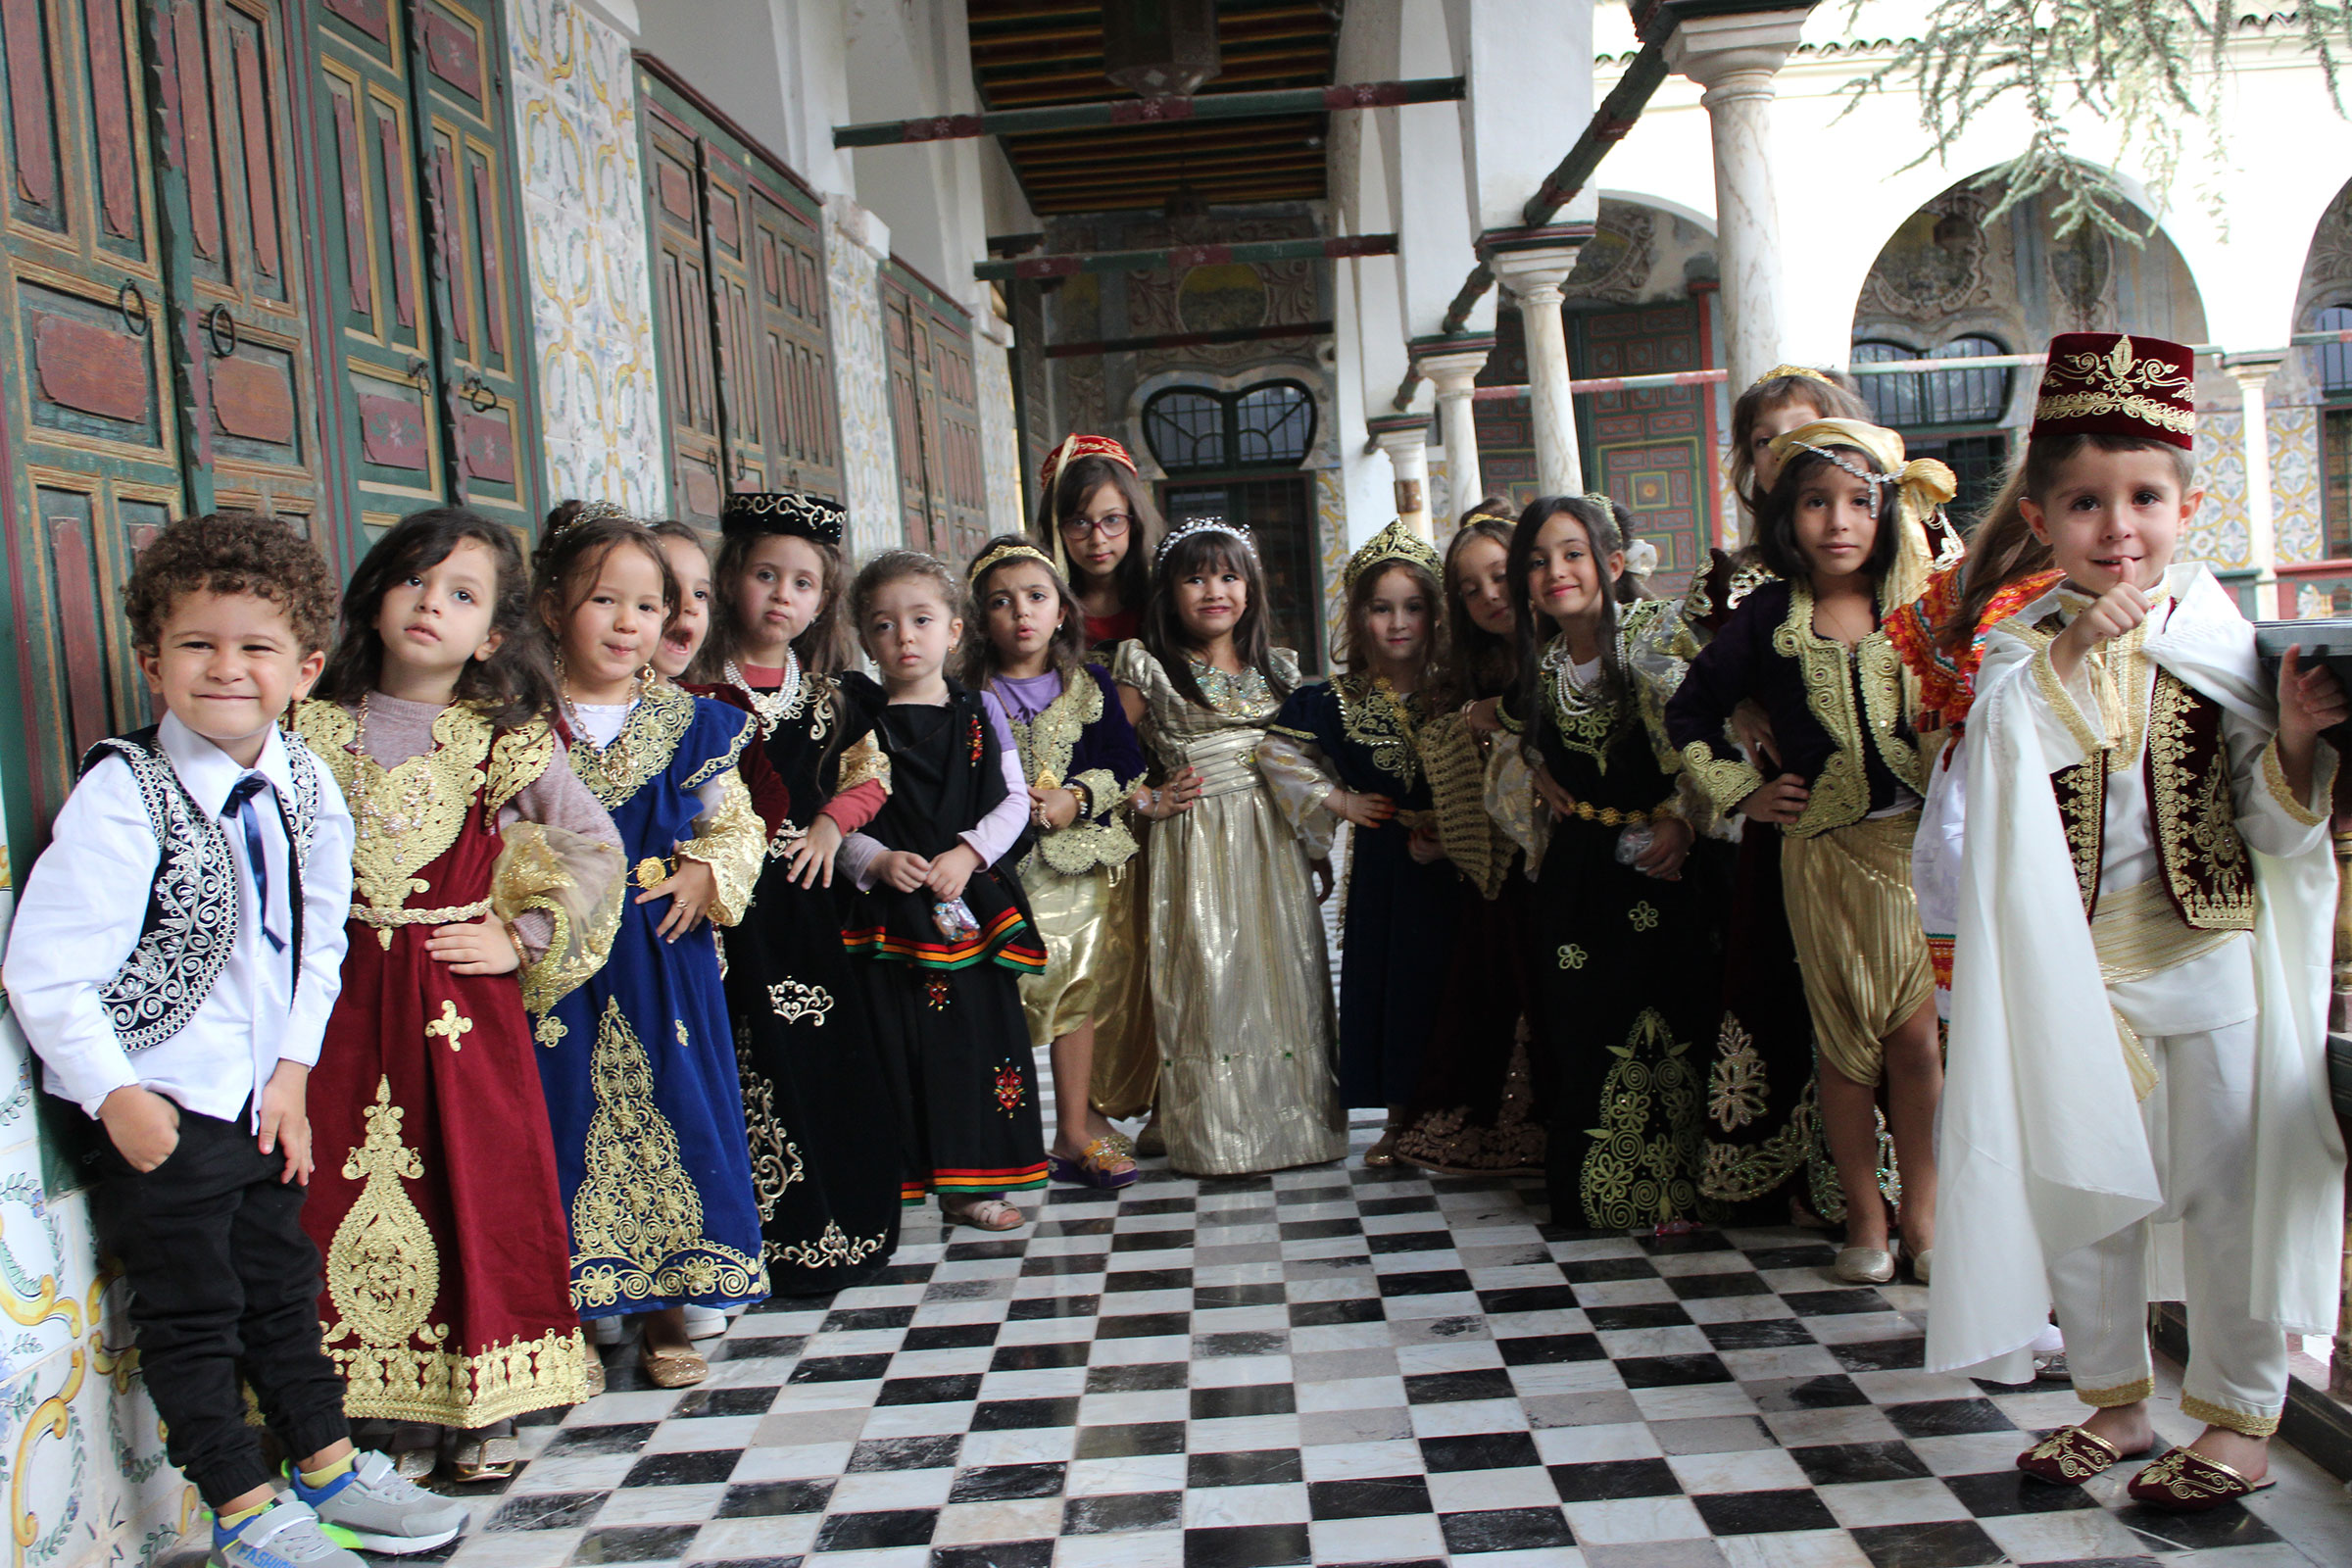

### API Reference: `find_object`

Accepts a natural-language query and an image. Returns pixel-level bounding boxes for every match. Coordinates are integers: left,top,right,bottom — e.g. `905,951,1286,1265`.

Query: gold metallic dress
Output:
1112,642,1346,1175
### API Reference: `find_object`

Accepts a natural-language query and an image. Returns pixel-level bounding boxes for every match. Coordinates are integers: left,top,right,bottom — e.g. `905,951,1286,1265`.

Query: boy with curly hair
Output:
4,514,466,1568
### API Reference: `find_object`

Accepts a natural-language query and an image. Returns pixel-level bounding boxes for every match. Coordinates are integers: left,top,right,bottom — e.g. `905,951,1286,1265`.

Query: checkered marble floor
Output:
393,1114,2349,1568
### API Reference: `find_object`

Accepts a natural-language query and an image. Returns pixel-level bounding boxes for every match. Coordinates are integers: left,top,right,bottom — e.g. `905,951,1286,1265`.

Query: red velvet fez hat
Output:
2029,333,2196,451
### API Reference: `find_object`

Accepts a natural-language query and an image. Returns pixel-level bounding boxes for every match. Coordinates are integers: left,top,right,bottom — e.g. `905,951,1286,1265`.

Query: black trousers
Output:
91,1101,349,1507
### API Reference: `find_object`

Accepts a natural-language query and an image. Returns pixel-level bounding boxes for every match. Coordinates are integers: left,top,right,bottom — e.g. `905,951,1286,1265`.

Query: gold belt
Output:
1568,800,1667,826
352,897,493,951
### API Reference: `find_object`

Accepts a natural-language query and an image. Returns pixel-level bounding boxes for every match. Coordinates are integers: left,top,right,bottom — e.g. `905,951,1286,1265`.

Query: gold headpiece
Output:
1766,417,1961,607
1752,365,1838,391
1344,517,1443,593
968,540,1054,586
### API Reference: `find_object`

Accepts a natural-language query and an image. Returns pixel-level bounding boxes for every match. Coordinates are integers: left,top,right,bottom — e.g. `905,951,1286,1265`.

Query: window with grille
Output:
1143,380,1318,473
1851,336,2013,429
2316,303,2352,397
2325,407,2352,561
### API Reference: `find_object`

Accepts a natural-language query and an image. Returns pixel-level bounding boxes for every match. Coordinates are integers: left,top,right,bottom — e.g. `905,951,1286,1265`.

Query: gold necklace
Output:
561,671,647,785
350,694,439,842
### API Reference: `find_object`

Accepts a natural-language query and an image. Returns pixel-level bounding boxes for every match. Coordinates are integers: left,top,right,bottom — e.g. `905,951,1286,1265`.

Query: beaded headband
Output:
544,498,636,543
720,490,846,547
968,540,1054,587
1155,517,1253,567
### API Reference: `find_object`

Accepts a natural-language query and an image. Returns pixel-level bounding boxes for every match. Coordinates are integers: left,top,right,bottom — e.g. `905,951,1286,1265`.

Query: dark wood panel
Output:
4,0,60,218
229,22,279,281
170,1,221,261
83,0,135,239
329,83,368,312
33,311,146,420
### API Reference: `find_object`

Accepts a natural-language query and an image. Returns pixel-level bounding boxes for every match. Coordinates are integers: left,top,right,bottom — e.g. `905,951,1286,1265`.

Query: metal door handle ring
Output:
118,280,149,338
205,304,237,359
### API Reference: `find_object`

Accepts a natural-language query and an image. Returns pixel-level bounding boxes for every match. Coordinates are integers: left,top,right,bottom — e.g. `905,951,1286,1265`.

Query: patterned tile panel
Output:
975,334,1024,536
507,0,663,515
824,199,901,561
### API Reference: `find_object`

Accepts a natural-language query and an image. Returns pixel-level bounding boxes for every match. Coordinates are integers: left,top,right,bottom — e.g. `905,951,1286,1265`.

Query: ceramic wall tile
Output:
975,334,1024,533
1316,466,1349,663
824,197,901,561
2184,410,2252,568
2270,405,2324,564
507,0,663,514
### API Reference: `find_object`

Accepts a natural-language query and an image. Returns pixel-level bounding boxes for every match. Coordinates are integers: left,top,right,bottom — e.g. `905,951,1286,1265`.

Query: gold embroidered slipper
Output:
2018,1424,2151,1485
637,1339,710,1389
2126,1446,2277,1511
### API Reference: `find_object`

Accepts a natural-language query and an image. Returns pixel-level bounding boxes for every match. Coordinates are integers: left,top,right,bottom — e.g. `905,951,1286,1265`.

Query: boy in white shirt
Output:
1930,335,2347,1510
5,514,464,1568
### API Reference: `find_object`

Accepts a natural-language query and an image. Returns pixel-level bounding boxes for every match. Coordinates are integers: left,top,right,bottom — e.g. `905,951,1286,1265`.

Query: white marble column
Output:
1481,232,1589,495
1368,416,1434,537
2228,353,2286,618
1413,336,1495,528
1664,11,1809,395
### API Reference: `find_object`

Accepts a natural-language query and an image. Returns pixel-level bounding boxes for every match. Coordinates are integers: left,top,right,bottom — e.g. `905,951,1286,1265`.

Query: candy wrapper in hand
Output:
932,898,980,942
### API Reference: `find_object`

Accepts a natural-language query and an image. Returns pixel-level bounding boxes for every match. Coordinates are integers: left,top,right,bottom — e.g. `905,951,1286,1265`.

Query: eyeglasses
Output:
1060,512,1133,541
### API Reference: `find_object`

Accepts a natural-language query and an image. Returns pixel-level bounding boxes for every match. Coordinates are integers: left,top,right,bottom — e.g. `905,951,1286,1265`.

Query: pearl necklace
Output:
725,650,801,737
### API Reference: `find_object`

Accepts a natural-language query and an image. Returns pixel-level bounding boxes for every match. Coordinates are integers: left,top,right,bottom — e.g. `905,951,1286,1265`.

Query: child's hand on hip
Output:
428,912,521,975
98,1085,178,1173
924,844,982,901
256,1060,313,1185
1740,773,1810,825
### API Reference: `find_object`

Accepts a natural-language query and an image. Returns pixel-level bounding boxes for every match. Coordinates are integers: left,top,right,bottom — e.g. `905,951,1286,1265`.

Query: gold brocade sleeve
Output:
674,769,765,927
835,732,891,795
1419,711,1508,899
2259,734,2335,828
495,823,625,1018
1255,732,1341,861
1484,736,1549,874
1069,767,1120,823
1679,740,1765,819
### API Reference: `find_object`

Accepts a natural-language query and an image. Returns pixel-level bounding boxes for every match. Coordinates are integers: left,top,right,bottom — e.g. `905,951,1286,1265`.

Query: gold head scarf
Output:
1767,417,1958,608
1752,364,1838,391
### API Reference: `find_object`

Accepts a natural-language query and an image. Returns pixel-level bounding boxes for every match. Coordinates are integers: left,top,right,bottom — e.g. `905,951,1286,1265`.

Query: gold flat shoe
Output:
1835,1247,1895,1285
1361,1131,1399,1167
638,1341,709,1389
447,1433,520,1484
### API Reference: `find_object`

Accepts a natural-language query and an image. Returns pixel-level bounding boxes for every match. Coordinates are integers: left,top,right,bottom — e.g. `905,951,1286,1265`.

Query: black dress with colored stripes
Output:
835,674,1050,1201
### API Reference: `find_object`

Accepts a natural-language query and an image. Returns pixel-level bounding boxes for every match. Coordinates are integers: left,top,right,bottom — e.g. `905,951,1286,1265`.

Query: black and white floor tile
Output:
406,1115,2351,1568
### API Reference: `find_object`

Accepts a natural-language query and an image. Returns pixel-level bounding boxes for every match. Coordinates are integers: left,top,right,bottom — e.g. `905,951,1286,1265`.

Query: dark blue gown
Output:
536,685,770,1317
1266,675,1455,1108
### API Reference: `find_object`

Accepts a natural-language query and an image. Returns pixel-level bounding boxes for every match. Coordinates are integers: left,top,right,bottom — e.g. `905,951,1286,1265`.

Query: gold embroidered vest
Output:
2050,666,2254,930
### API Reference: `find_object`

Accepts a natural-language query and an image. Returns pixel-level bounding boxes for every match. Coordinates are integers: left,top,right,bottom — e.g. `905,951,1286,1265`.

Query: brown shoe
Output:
638,1338,709,1389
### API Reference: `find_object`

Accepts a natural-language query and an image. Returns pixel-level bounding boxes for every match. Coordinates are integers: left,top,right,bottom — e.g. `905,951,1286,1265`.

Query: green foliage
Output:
1841,1,2350,243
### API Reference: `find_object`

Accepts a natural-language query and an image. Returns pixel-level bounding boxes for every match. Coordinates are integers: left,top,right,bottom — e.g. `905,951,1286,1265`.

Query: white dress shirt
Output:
4,711,355,1125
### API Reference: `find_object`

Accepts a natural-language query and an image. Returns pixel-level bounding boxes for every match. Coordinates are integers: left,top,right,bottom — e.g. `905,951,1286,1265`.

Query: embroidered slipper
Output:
1049,1138,1138,1189
2017,1424,2150,1485
2126,1446,2278,1511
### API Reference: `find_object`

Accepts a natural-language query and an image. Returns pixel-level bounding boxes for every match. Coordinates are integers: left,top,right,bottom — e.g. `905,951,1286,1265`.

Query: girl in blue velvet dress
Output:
530,510,769,1388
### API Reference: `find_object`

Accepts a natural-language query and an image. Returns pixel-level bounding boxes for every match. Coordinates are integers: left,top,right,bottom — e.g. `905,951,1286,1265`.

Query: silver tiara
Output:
1154,517,1255,566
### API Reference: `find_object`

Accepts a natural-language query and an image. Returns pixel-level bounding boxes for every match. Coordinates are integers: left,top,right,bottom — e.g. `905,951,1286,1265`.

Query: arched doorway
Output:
1847,173,2208,531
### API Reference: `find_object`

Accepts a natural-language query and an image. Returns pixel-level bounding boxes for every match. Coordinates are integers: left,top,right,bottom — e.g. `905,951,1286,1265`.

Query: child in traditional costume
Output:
1033,435,1162,1141
1260,519,1455,1165
834,551,1051,1230
1394,504,1546,1176
1113,522,1346,1176
964,535,1151,1188
1885,488,2060,1013
1931,333,2346,1510
531,511,769,1389
1485,496,1721,1226
295,508,622,1480
693,492,902,1292
1666,420,1954,1282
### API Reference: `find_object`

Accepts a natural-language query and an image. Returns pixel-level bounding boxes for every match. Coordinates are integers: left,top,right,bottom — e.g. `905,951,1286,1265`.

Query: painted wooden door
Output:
304,0,537,544
154,0,335,533
1573,302,1707,593
0,0,211,835
639,60,840,529
881,260,984,562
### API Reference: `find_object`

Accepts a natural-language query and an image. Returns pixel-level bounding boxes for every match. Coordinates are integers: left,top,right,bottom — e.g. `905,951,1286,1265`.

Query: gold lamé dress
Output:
1111,642,1345,1175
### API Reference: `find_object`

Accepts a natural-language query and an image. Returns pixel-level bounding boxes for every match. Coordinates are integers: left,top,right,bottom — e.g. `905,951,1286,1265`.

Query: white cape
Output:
1926,564,2344,1379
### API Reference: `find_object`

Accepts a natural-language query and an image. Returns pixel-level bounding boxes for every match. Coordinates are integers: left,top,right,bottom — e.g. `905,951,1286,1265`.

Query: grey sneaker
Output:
210,1500,366,1568
296,1451,466,1554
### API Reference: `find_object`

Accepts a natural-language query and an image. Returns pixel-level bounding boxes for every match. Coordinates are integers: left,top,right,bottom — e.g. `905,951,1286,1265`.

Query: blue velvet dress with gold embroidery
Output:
1262,675,1454,1108
536,686,771,1317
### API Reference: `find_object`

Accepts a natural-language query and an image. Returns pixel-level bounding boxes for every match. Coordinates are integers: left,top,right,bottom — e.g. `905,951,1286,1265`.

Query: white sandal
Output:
946,1197,1024,1232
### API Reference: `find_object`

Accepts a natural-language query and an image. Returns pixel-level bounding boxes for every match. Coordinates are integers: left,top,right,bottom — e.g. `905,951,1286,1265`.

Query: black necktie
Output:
223,773,286,954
